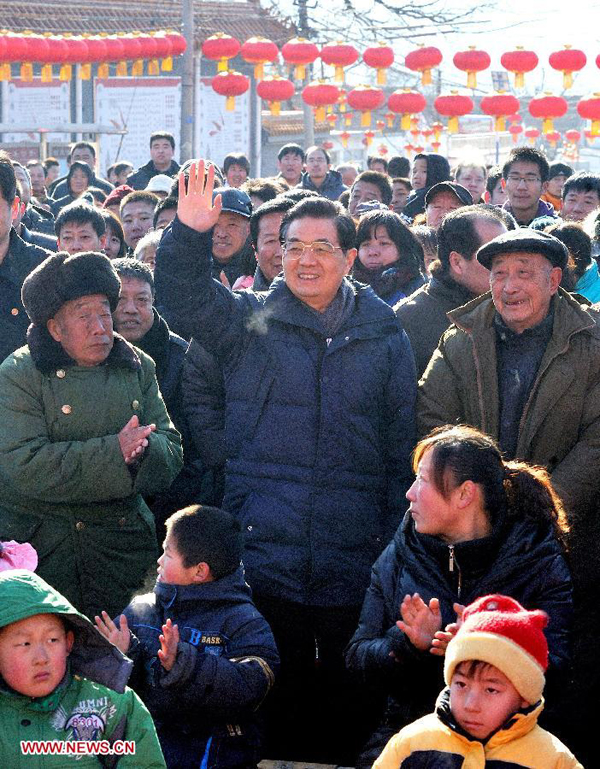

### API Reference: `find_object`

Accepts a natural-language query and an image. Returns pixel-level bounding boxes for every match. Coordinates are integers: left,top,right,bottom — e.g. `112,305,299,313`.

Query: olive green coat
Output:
418,289,600,536
0,334,183,618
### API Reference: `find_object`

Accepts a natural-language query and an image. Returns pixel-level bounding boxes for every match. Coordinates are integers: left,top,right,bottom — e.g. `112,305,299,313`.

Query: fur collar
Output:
27,324,141,374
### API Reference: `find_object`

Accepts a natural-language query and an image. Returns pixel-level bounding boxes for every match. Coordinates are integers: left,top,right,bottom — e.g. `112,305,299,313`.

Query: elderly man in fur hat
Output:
0,250,183,618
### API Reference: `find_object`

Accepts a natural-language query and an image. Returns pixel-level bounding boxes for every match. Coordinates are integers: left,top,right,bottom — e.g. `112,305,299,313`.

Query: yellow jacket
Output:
374,697,582,768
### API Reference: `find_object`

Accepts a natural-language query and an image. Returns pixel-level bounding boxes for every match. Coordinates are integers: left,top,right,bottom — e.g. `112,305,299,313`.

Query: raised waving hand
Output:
177,160,222,233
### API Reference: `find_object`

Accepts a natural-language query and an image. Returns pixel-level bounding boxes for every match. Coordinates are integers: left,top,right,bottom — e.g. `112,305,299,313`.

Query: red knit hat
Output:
103,184,134,209
444,594,549,705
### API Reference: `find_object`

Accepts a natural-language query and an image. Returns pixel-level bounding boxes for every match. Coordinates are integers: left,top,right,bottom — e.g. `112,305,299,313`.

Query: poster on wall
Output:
3,79,70,144
196,77,250,166
94,78,181,172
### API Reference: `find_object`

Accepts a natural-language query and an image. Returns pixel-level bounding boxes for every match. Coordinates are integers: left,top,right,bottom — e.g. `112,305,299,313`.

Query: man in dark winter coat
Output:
501,146,558,226
127,132,180,191
396,205,508,377
0,153,51,364
297,145,347,201
13,161,56,236
154,161,416,765
112,258,202,529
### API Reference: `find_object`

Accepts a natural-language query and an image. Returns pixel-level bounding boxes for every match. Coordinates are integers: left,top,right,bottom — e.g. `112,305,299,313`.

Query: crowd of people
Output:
0,130,597,767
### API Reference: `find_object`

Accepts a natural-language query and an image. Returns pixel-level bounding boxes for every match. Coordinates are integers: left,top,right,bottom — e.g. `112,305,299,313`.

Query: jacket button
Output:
11,308,18,316
56,369,66,379
247,525,253,532
75,521,85,531
61,405,72,415
345,336,350,341
132,400,140,410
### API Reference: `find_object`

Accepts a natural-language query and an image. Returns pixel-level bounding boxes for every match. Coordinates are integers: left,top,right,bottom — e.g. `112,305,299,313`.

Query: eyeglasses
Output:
282,241,343,260
506,174,542,185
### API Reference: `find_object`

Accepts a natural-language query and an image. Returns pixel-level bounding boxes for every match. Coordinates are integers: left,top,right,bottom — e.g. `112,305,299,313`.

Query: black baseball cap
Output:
425,181,473,208
213,187,252,218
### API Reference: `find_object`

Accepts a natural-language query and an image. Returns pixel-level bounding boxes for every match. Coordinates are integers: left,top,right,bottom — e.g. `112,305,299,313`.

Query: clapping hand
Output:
396,592,442,651
94,611,131,654
177,160,222,233
118,415,156,465
430,602,465,656
157,618,179,672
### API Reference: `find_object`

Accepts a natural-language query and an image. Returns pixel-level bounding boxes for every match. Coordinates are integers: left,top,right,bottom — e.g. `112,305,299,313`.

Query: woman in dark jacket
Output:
402,152,451,220
353,209,425,306
345,424,573,767
50,161,94,215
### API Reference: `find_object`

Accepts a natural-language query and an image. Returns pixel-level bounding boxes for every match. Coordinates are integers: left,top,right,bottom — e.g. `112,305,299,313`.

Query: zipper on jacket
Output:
326,337,332,346
448,545,463,599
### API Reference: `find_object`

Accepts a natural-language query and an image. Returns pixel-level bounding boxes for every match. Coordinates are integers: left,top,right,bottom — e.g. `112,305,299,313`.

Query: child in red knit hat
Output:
374,594,582,767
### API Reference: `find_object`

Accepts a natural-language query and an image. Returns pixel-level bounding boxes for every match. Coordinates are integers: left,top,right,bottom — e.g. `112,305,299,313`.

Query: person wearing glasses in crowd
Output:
154,161,417,767
501,147,558,227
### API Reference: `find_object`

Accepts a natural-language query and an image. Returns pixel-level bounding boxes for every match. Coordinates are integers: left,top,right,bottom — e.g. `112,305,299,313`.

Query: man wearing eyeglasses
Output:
154,161,417,765
500,147,558,227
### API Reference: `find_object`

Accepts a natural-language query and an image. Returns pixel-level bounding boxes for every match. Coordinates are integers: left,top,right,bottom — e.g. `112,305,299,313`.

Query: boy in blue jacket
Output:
95,505,279,769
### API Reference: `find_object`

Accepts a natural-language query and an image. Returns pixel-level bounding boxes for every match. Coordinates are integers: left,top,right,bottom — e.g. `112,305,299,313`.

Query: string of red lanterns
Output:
0,30,185,81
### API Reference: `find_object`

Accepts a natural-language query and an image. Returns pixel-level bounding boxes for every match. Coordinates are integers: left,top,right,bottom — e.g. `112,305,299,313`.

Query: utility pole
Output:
297,0,315,146
180,0,195,161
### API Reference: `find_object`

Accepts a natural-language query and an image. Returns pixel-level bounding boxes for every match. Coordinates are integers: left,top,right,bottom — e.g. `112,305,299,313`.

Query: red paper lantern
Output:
339,131,351,148
549,45,586,89
320,41,359,83
405,46,442,86
524,127,540,145
565,129,581,143
57,37,89,81
77,36,108,79
119,36,142,62
166,32,187,57
363,43,394,85
577,93,600,136
432,122,444,140
326,113,338,127
240,37,279,80
256,75,294,115
302,80,340,122
211,70,249,111
501,48,538,89
528,93,567,133
545,130,561,146
363,130,375,147
322,140,334,151
508,124,524,144
202,33,240,72
347,84,385,126
388,89,426,130
453,47,491,89
378,144,389,155
507,113,523,124
3,33,29,62
376,119,386,131
281,37,319,80
385,111,395,128
480,92,520,132
434,91,474,133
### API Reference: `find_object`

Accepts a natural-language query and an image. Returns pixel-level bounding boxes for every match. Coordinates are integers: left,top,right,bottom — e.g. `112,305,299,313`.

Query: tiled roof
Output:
0,0,294,46
262,111,329,136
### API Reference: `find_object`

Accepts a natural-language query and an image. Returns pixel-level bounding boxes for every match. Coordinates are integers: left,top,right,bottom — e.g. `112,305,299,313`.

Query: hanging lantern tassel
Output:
592,120,600,137
401,114,411,131
361,110,372,127
340,131,350,147
448,116,459,133
315,106,326,122
161,55,173,71
132,59,144,77
364,130,375,146
0,63,10,81
97,62,109,78
148,59,160,75
294,64,306,79
116,61,128,77
41,64,53,83
542,117,554,133
20,62,33,81
225,96,236,111
79,63,92,80
60,63,72,81
495,116,506,132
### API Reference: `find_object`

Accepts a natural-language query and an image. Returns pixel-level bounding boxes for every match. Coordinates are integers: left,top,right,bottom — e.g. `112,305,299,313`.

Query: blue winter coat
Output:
122,568,279,769
297,169,348,200
155,218,417,606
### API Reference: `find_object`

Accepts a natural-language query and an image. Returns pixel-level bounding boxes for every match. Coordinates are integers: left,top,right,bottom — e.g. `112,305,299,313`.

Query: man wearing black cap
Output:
209,187,256,288
542,161,573,213
424,181,473,230
0,250,183,618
